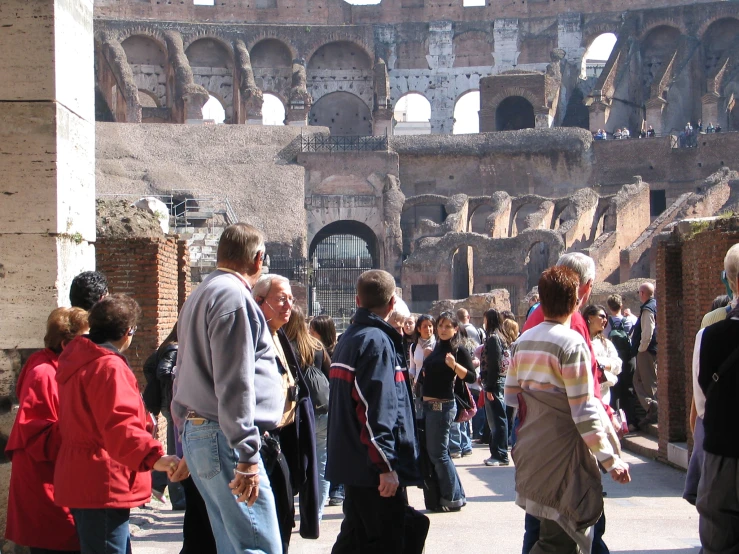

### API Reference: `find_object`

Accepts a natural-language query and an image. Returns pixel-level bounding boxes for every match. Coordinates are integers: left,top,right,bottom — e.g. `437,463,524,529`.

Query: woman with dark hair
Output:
54,294,181,554
480,308,512,467
285,305,332,519
6,307,89,554
409,315,436,385
419,311,476,511
583,304,622,405
309,314,337,359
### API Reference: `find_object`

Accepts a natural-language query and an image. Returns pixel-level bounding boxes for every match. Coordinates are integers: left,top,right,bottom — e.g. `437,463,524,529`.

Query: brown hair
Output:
606,294,623,312
356,270,395,310
538,266,580,319
500,318,519,346
87,294,142,344
285,305,323,369
216,223,264,273
44,307,89,353
310,315,337,357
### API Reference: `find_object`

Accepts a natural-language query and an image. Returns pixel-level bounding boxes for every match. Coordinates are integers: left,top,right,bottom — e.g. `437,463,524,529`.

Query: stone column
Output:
587,96,608,132
645,97,667,136
701,93,720,129
0,0,95,541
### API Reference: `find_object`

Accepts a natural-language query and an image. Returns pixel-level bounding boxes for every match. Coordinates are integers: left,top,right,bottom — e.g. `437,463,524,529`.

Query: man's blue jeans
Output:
182,420,281,554
314,413,331,519
71,507,132,554
423,401,465,508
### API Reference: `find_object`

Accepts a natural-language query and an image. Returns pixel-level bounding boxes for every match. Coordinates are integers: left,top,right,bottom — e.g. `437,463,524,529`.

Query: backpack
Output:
303,348,330,415
608,317,633,362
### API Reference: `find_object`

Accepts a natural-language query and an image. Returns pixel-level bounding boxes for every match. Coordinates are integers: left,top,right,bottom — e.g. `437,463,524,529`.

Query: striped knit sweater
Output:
504,321,620,472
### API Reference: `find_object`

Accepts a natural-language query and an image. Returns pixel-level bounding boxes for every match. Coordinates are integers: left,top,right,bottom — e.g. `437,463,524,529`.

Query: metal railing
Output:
301,135,388,153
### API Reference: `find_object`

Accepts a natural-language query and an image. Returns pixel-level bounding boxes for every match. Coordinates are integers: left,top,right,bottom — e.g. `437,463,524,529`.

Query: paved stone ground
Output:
131,444,701,554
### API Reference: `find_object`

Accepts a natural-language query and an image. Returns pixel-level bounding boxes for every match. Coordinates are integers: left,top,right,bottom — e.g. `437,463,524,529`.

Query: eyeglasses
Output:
597,314,607,319
127,326,137,336
272,295,294,307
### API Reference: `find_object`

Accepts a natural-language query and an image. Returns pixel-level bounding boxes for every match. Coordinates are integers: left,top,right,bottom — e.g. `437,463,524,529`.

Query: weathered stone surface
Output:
590,278,655,315
429,291,511,328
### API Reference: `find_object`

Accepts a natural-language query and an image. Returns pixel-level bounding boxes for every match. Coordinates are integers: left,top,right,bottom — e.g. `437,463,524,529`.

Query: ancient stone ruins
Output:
2,0,739,545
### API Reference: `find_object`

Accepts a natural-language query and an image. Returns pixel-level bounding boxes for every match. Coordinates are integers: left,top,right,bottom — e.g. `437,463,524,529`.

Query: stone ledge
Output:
622,432,659,460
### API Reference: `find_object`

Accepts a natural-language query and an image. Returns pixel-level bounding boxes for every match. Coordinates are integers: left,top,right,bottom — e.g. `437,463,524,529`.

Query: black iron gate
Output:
309,234,373,332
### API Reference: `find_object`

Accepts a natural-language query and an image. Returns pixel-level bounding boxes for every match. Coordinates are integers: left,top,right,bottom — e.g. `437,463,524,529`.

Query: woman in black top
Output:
480,309,511,467
420,311,476,511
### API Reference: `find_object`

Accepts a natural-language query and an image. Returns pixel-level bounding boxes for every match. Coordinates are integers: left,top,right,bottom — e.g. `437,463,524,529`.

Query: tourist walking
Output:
584,304,622,405
631,282,658,426
409,315,436,385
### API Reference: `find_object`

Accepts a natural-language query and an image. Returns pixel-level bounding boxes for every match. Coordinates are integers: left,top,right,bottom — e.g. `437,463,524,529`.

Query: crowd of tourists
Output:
4,221,737,554
593,118,728,143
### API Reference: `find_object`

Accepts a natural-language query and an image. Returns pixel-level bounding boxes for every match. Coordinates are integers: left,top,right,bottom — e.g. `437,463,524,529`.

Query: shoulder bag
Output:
453,348,477,423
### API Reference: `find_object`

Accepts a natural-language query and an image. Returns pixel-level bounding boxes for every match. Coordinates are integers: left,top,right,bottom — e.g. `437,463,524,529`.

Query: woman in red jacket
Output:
54,294,181,554
6,307,89,554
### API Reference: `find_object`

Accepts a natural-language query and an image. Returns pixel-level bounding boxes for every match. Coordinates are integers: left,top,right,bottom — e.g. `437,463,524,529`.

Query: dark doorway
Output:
526,242,550,292
496,96,535,131
649,190,667,217
308,91,372,136
308,221,379,331
561,88,590,129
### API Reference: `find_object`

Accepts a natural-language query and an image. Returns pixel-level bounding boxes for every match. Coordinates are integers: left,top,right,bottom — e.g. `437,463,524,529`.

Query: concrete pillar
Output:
0,0,95,542
588,99,608,132
646,97,667,136
701,93,720,129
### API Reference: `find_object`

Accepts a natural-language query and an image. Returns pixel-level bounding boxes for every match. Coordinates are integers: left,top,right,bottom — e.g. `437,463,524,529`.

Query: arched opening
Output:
122,35,168,109
641,26,682,100
394,93,431,135
202,95,225,123
453,91,480,134
308,221,380,330
263,93,286,125
510,203,539,237
309,91,372,136
138,89,159,108
307,41,372,71
469,205,495,235
561,88,590,129
250,39,292,68
186,38,234,123
526,242,550,292
702,18,739,75
496,96,535,131
581,33,617,79
452,246,473,299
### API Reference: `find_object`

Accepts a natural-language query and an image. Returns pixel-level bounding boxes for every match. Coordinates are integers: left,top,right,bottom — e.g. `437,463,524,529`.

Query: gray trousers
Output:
696,451,739,554
531,518,581,554
633,351,658,413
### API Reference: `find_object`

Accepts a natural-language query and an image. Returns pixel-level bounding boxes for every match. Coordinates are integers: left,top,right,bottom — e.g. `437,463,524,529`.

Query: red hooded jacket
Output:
54,336,164,509
5,349,79,550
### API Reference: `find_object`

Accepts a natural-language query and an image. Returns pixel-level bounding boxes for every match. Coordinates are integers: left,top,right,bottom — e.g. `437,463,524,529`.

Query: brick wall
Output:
177,238,192,312
655,219,739,455
96,237,180,389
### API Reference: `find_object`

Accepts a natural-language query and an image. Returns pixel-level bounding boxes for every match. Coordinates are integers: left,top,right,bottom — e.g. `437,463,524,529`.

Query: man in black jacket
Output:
326,270,427,554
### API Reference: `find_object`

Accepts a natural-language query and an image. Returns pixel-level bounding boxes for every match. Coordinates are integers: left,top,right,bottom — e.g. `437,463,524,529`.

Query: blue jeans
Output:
72,508,131,554
523,512,608,554
423,401,465,508
448,421,472,455
182,420,281,554
484,380,509,463
315,413,331,519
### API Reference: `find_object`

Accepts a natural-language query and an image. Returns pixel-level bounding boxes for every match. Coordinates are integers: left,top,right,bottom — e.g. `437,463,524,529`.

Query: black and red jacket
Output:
326,308,421,488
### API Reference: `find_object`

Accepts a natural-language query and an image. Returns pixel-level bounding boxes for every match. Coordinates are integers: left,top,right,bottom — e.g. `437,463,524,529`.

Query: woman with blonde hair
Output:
6,307,89,554
284,304,332,519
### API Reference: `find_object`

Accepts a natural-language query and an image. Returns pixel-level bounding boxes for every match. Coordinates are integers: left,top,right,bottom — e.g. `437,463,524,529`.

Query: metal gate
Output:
309,234,373,332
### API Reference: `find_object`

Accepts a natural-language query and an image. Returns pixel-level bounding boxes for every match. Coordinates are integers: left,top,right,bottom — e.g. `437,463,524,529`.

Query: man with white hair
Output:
694,243,739,553
631,282,658,426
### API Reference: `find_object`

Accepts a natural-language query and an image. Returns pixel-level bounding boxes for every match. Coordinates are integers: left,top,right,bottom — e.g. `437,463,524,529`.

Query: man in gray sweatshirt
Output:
173,223,284,553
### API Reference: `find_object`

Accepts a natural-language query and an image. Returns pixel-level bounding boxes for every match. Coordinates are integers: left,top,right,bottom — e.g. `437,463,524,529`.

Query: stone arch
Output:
248,35,298,61
468,203,496,235
186,37,235,123
262,93,286,125
122,35,169,108
582,24,620,50
580,33,617,79
640,25,682,101
639,20,688,42
698,14,739,41
701,18,739,76
495,96,535,131
183,34,234,58
309,220,380,267
137,89,159,108
394,91,431,135
307,41,373,71
308,91,372,136
453,31,493,68
453,89,480,134
250,38,293,68
488,87,541,113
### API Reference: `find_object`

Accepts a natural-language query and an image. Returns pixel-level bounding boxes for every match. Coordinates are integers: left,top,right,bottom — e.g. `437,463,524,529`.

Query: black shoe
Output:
328,497,344,507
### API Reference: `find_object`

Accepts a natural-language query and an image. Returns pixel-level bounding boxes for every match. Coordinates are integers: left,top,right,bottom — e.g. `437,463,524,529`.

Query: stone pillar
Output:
0,0,96,544
701,93,720,130
587,97,608,132
646,97,667,136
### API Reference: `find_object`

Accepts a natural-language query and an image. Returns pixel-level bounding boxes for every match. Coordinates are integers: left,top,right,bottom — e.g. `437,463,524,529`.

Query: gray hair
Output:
556,252,596,285
389,294,411,321
252,273,290,302
725,243,739,293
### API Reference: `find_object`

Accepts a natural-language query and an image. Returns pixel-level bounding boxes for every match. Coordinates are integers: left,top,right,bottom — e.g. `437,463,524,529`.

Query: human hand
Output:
229,463,260,506
486,391,495,401
623,308,632,317
445,353,456,369
170,458,190,482
423,347,433,357
473,358,480,368
378,470,399,498
153,455,180,479
610,463,631,484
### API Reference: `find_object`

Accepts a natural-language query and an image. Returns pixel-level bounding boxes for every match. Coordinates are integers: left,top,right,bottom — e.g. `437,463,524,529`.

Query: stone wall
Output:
654,217,739,461
96,237,182,387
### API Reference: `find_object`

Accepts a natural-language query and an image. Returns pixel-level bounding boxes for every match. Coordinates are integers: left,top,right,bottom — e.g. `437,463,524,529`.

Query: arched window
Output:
394,93,431,135
496,96,535,131
202,96,225,124
262,94,286,125
453,91,480,134
581,33,617,79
